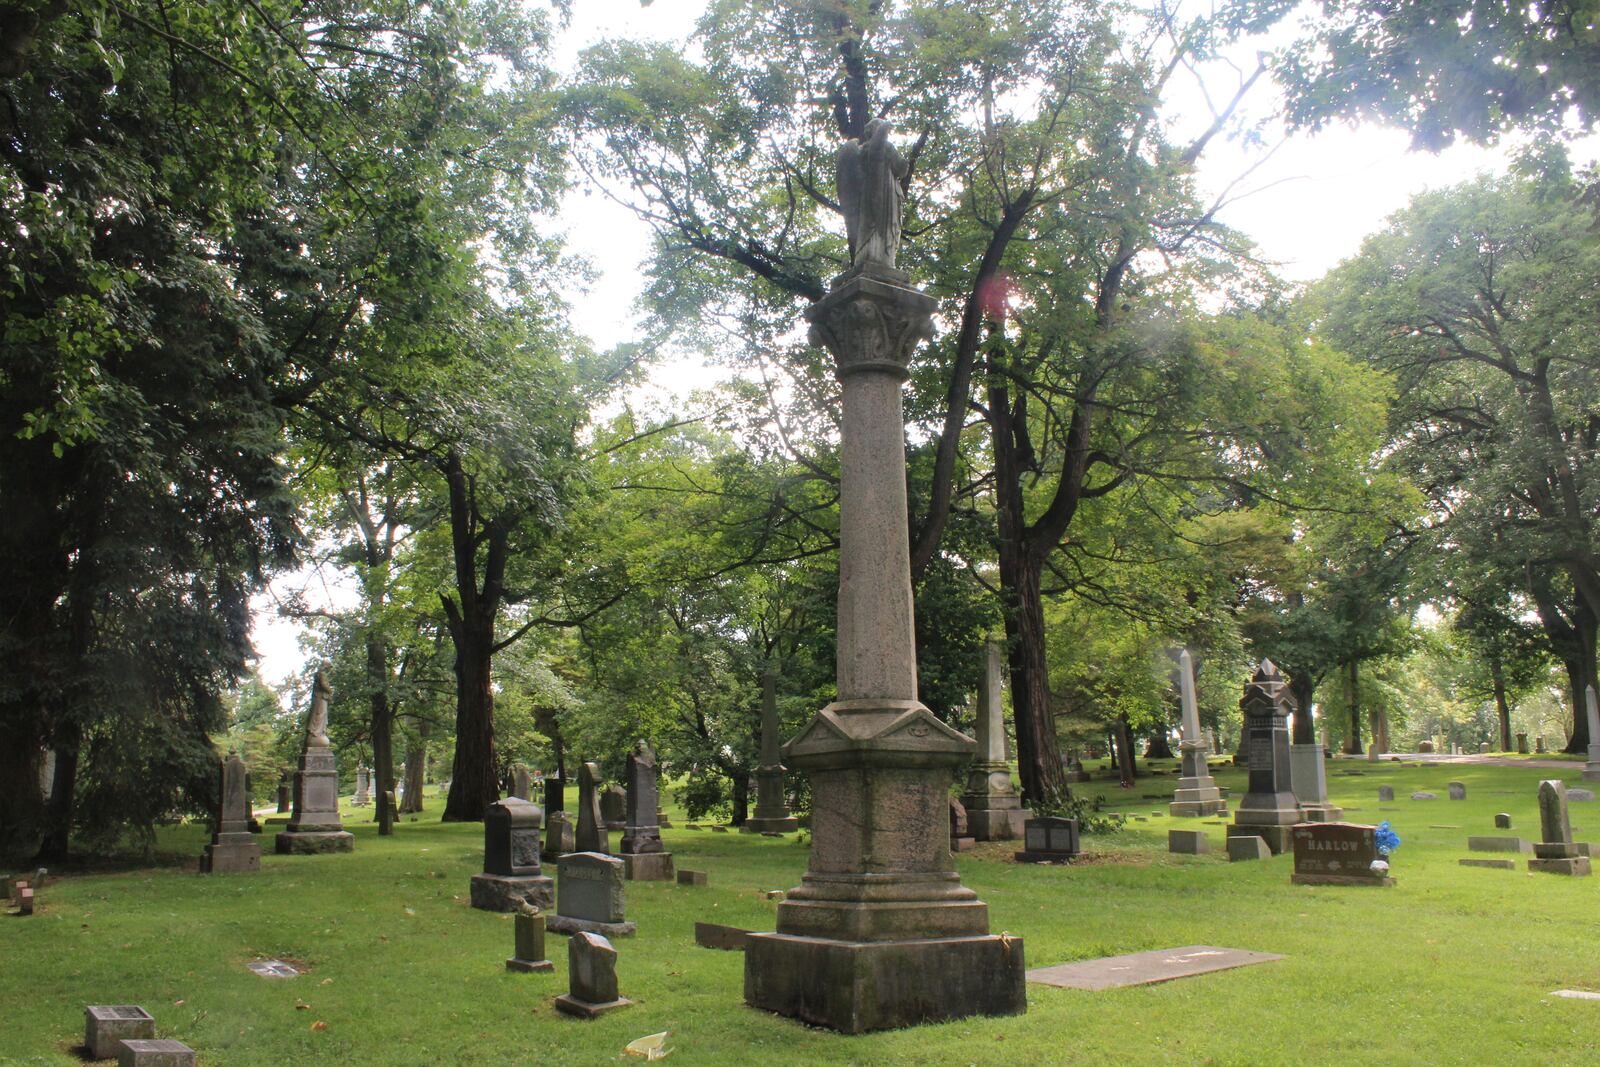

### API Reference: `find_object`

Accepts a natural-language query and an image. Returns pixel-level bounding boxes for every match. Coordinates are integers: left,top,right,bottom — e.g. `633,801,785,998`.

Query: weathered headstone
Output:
554,932,631,1018
200,752,261,874
511,763,532,801
549,852,634,937
1495,812,1513,829
1478,741,1491,754
1448,781,1466,801
1227,835,1271,861
1170,650,1226,818
599,784,627,831
744,126,1026,1034
275,669,354,854
1530,779,1591,875
353,764,370,807
1291,740,1341,822
1569,788,1596,802
542,810,575,862
1535,735,1547,754
1168,829,1209,855
960,639,1031,837
470,797,553,912
574,761,610,855
1516,732,1529,754
85,1006,155,1059
1378,786,1394,802
506,907,554,973
1227,660,1301,855
1366,742,1380,762
116,1039,195,1067
1014,816,1080,862
1290,822,1394,886
949,795,975,851
1583,685,1600,782
619,741,673,881
745,671,801,833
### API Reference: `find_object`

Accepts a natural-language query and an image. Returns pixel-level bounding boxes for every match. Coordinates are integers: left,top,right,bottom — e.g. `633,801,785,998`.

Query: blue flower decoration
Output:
1374,820,1401,856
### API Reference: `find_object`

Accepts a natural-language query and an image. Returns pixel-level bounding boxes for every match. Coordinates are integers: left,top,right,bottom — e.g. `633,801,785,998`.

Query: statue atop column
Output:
304,667,332,749
838,119,908,276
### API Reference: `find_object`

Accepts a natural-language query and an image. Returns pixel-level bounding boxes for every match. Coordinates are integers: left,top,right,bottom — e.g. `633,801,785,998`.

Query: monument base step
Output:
1291,872,1394,887
470,873,554,912
554,994,631,1019
742,817,800,834
744,931,1026,1034
274,831,353,854
950,836,976,852
1228,825,1290,854
1297,805,1344,823
1529,857,1592,876
621,852,675,881
505,956,555,973
1168,801,1227,818
200,841,261,874
546,914,637,938
965,807,1029,841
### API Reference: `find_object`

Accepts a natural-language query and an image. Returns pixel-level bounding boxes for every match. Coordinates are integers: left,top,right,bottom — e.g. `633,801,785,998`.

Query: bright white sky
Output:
249,2,1600,691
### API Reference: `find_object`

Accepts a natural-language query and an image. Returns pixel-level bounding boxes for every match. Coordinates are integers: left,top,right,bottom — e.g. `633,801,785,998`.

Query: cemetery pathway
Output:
1358,752,1577,770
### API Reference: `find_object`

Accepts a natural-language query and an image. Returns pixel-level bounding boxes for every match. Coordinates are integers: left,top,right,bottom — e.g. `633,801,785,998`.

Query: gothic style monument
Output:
619,741,673,881
743,672,799,834
1227,660,1301,855
960,639,1029,840
743,122,1027,1033
276,669,354,854
1168,650,1225,817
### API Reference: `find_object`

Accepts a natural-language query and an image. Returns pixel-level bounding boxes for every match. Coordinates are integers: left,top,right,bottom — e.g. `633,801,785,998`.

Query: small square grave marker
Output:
117,1038,196,1067
85,1006,155,1059
246,959,301,978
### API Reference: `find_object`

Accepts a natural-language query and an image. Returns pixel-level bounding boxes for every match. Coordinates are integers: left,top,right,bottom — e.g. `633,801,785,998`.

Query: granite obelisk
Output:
744,672,799,833
743,121,1026,1033
961,638,1029,839
1583,685,1600,783
1169,651,1225,817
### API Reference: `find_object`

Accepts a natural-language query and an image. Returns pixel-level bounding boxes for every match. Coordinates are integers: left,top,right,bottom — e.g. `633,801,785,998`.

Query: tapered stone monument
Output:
511,763,532,800
1168,650,1225,818
960,638,1029,839
200,752,261,874
1291,742,1342,823
744,121,1026,1034
1226,660,1300,855
619,741,673,881
353,765,370,807
1583,686,1600,783
744,672,799,833
574,761,610,855
1530,779,1591,876
276,669,354,854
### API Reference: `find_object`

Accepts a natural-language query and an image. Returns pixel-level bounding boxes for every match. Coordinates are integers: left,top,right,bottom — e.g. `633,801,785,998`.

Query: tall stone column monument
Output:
961,639,1029,839
1168,650,1225,817
743,120,1026,1033
276,668,354,854
1583,685,1600,783
744,672,799,834
1226,660,1300,855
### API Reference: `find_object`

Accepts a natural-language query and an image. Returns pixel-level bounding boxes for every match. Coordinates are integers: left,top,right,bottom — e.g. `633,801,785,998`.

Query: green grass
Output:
4,762,1600,1066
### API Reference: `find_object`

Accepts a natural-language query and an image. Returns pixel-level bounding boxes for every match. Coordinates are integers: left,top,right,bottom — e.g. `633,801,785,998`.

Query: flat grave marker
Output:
1027,945,1283,991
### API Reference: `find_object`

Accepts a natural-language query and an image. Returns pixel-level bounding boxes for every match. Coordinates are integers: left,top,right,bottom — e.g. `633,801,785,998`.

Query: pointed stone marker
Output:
1584,685,1600,783
1228,661,1300,854
1531,779,1591,875
201,752,261,873
1170,650,1225,818
744,672,800,833
574,761,610,855
961,639,1030,838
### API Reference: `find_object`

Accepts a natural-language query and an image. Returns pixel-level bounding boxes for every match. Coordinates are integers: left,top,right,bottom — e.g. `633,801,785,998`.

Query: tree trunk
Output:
37,719,80,863
731,772,749,826
399,719,427,815
1560,613,1597,754
997,543,1068,805
1343,660,1364,755
1115,715,1137,786
1490,658,1512,751
1289,673,1316,744
443,620,498,822
1144,727,1174,759
368,633,395,835
1106,733,1118,770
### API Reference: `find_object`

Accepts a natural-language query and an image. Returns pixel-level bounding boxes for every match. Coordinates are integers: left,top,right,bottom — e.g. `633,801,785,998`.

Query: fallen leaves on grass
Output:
310,1021,327,1032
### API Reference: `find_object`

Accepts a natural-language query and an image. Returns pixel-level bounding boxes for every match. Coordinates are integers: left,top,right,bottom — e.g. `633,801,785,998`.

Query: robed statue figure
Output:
304,667,333,749
837,119,908,273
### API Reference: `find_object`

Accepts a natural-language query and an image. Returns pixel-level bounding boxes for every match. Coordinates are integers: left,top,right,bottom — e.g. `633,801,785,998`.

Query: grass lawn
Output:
4,759,1599,1066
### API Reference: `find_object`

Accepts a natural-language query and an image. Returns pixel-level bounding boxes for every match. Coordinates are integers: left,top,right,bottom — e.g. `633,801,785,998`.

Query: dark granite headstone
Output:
549,852,634,937
1495,812,1512,829
542,810,575,862
619,741,673,881
470,797,554,911
1289,822,1393,886
1228,660,1300,855
1448,782,1466,801
1014,816,1080,862
600,784,627,831
543,774,565,816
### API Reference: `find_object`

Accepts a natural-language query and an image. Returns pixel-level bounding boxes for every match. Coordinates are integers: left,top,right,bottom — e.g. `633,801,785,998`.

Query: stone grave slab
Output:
1227,835,1270,862
1551,990,1600,1001
695,922,751,950
677,869,707,886
1459,858,1516,870
1015,817,1080,863
85,1006,155,1059
1167,829,1209,855
1027,945,1283,991
117,1039,195,1067
245,959,301,978
1467,836,1532,853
